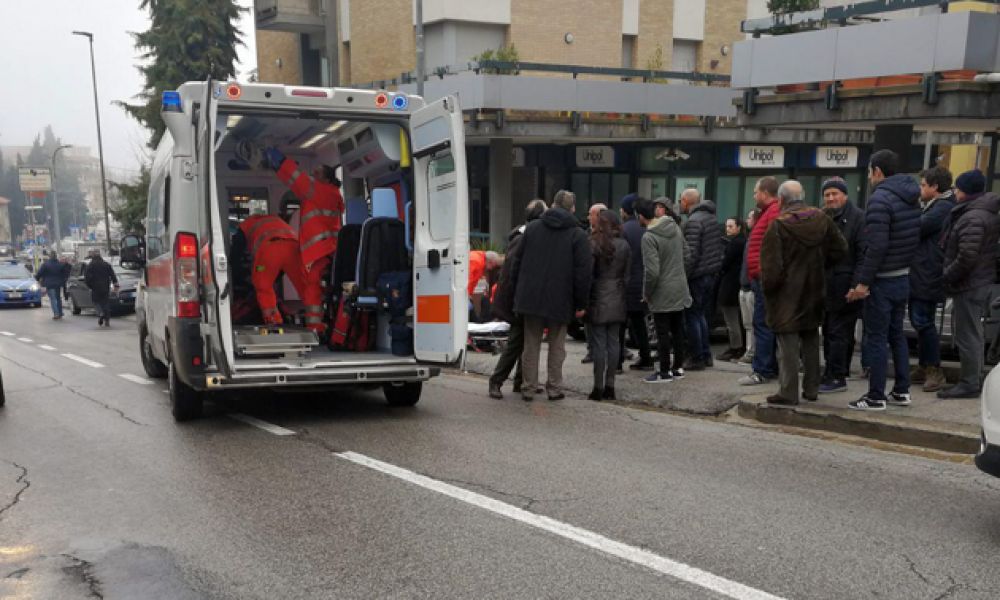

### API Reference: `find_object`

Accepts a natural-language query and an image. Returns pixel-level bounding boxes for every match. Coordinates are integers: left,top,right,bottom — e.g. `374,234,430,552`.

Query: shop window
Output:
715,176,741,225
799,176,818,207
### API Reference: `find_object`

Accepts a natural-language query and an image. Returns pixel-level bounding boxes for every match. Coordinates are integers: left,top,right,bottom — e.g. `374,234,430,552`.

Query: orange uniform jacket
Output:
468,250,486,297
276,158,345,272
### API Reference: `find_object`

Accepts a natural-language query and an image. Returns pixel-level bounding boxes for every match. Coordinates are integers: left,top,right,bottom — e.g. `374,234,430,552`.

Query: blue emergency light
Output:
392,95,408,110
162,91,182,112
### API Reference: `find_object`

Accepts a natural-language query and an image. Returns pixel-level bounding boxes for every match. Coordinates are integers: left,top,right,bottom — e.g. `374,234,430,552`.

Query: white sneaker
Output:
887,392,911,406
738,372,771,386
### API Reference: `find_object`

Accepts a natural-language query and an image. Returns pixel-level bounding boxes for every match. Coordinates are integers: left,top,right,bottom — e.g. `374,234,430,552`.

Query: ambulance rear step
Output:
234,325,319,358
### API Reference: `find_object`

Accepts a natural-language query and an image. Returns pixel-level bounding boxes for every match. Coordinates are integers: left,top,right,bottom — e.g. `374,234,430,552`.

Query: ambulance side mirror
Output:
120,234,146,269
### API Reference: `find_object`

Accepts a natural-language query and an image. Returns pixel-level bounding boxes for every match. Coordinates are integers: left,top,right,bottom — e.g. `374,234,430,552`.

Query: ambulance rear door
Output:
410,96,469,364
197,80,234,377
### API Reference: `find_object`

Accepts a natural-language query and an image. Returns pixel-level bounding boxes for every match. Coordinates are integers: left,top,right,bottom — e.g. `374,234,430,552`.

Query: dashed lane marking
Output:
61,353,105,369
16,337,32,343
335,451,787,600
229,414,297,436
0,331,14,336
38,345,56,351
118,374,153,385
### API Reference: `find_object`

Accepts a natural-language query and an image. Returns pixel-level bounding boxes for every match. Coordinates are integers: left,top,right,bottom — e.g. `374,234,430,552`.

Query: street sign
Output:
18,167,52,192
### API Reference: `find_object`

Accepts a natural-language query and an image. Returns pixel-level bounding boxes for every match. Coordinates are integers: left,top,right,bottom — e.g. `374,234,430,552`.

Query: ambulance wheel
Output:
170,363,203,421
383,382,422,407
140,325,168,379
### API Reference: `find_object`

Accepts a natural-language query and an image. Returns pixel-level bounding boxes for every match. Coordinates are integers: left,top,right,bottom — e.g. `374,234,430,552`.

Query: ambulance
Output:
120,80,469,421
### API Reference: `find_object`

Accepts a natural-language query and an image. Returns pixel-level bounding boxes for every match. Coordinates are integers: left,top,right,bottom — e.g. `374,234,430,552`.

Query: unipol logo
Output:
816,146,858,168
738,146,784,168
576,146,615,168
749,148,775,163
583,149,605,164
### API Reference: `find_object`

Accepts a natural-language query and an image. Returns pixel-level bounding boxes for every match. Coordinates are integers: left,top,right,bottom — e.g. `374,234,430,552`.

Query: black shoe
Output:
602,386,616,401
97,316,104,326
581,355,593,364
512,381,522,393
802,393,818,402
588,388,603,401
629,361,655,371
522,393,534,402
766,394,799,406
547,392,565,401
937,384,981,399
683,359,706,372
488,381,503,399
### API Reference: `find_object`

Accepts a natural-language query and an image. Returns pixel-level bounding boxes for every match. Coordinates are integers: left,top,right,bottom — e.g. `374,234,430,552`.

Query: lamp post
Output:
415,0,425,96
72,30,113,255
50,144,72,254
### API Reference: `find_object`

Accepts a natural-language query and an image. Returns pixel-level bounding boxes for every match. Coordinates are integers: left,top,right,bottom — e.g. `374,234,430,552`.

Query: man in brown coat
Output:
760,181,847,405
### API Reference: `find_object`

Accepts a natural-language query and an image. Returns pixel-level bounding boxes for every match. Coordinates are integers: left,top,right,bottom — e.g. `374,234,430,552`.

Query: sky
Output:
0,0,258,175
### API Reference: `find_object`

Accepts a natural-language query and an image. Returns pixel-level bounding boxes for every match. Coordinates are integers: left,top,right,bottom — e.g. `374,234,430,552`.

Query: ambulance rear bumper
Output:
202,363,439,389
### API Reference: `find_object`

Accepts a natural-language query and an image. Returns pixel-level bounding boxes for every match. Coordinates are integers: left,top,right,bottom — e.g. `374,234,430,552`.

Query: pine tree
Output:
120,0,245,148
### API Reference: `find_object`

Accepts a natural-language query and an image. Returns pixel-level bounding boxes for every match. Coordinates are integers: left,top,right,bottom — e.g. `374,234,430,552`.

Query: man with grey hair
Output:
760,180,846,405
680,187,723,370
582,202,608,364
508,189,593,401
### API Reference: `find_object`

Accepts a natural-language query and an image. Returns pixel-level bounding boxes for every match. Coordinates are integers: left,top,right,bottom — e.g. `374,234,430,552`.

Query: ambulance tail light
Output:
174,232,200,318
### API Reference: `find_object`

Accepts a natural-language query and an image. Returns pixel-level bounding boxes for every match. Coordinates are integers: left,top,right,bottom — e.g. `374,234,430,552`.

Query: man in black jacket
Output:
938,170,1000,398
508,190,593,401
488,199,547,399
909,166,955,392
819,178,866,394
847,150,921,411
680,188,724,370
620,195,654,370
84,252,118,327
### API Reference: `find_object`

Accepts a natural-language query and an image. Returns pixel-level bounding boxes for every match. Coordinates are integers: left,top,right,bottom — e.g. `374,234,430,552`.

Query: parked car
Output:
0,260,42,307
976,363,1000,478
66,261,140,315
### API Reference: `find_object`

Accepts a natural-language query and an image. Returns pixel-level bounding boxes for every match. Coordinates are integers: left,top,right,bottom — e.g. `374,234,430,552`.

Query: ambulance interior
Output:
213,111,416,363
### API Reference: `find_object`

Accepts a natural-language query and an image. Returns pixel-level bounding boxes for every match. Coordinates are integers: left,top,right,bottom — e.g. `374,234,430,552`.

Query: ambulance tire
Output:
140,324,168,379
383,381,422,407
170,362,203,422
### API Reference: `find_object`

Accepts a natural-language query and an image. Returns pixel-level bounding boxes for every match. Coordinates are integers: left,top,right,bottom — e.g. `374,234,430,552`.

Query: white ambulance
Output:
121,80,469,421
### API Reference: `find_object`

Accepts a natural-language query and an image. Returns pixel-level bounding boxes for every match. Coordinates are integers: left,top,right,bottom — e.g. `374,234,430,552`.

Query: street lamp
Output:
51,144,72,254
72,30,113,255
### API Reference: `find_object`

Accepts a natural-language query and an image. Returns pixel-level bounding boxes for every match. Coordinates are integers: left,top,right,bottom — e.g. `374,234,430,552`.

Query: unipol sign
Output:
576,146,615,168
815,146,858,168
738,146,784,168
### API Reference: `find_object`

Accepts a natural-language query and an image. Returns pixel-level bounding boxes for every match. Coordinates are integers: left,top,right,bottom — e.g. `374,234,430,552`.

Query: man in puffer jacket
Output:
937,170,1000,398
680,188,723,370
846,150,921,411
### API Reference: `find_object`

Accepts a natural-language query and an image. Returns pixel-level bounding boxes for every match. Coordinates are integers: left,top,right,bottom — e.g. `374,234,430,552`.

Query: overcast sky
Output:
0,0,258,175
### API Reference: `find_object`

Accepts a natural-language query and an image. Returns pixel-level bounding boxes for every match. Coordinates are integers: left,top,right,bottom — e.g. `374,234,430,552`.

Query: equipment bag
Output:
328,295,375,352
376,271,412,319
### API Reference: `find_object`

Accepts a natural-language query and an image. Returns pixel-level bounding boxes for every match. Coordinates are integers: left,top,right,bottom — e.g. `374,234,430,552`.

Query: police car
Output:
0,260,42,308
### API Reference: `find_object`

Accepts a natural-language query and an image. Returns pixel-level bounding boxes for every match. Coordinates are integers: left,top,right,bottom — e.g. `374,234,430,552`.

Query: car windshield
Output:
0,264,30,279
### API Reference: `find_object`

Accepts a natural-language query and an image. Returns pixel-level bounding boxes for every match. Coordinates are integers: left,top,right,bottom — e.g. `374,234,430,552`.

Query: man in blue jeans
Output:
846,150,921,411
679,188,723,370
740,177,781,385
34,252,68,320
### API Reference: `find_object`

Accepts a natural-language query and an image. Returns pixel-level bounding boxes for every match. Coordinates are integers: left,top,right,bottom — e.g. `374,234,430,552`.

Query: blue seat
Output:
345,197,367,225
371,188,399,219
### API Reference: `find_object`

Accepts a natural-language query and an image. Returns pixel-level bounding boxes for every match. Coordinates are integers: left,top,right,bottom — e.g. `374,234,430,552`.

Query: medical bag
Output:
376,271,414,356
328,295,375,352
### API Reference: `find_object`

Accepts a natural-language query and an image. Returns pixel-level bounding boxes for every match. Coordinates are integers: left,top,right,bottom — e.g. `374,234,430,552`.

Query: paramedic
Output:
239,213,312,329
264,147,344,335
468,250,503,321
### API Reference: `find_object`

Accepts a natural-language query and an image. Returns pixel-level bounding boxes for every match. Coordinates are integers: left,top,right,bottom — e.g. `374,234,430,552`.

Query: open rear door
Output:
411,96,469,364
197,80,234,377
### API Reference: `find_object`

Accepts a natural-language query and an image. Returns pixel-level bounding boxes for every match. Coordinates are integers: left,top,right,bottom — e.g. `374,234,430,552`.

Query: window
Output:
621,35,636,70
427,153,457,242
716,176,741,225
671,40,699,74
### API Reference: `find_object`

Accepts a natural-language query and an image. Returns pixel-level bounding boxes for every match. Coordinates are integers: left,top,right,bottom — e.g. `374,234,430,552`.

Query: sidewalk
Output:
458,335,982,454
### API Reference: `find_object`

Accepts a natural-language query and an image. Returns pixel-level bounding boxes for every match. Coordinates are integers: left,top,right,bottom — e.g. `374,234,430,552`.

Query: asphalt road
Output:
1,304,999,599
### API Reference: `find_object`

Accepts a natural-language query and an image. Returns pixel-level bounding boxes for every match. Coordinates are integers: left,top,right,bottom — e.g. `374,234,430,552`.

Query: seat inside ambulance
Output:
212,113,415,359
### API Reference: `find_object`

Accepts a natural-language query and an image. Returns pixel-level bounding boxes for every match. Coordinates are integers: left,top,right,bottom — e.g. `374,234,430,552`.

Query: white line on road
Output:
229,414,297,436
16,337,33,343
0,331,14,336
38,345,56,351
61,353,105,369
336,451,786,600
118,374,153,385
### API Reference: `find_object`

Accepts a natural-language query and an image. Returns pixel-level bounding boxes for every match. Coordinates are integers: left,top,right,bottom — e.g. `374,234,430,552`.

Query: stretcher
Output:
462,321,511,372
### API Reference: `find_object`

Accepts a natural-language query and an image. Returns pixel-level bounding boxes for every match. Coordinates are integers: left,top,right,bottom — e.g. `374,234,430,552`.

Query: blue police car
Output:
0,260,42,307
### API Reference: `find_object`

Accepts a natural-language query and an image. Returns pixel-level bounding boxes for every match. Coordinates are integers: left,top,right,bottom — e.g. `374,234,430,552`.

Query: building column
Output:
874,124,913,164
489,138,514,245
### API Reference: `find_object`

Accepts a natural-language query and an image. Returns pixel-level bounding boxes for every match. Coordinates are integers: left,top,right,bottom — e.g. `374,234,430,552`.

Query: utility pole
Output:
51,144,72,254
415,0,425,96
73,31,113,255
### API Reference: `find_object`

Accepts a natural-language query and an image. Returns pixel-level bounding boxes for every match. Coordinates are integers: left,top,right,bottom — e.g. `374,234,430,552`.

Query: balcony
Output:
255,0,325,34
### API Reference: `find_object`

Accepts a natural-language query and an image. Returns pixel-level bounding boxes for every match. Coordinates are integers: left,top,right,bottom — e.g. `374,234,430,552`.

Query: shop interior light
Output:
325,120,348,133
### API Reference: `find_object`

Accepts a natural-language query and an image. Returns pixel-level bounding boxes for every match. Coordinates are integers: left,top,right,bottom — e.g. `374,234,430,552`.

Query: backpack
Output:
328,296,375,352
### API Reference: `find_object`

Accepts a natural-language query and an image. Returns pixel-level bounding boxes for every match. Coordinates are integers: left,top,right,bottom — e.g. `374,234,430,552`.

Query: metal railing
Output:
352,60,730,90
741,0,1000,35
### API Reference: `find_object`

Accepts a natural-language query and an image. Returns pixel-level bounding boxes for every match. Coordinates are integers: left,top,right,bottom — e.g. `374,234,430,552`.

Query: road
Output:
1,305,998,599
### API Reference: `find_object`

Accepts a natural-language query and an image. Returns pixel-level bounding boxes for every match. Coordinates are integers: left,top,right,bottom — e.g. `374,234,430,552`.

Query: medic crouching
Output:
263,147,345,336
237,213,312,329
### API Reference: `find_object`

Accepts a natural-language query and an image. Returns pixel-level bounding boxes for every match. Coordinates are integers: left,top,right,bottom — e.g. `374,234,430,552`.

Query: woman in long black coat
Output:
716,218,746,361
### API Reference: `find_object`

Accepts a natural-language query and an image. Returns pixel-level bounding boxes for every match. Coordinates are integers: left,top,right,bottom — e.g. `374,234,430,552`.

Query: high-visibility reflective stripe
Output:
301,230,339,251
305,316,324,324
286,168,303,185
245,217,275,241
302,208,342,221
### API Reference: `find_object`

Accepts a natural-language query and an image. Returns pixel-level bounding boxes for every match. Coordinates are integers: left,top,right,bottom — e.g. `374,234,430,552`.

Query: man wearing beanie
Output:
620,194,654,370
819,176,866,394
908,166,956,393
938,169,1000,398
846,150,921,411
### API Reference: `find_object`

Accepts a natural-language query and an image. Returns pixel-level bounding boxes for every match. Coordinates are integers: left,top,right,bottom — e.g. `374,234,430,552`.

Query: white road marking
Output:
0,331,14,336
38,345,56,351
118,374,153,385
16,337,33,343
336,451,786,600
229,414,297,436
61,353,105,369
161,389,169,394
